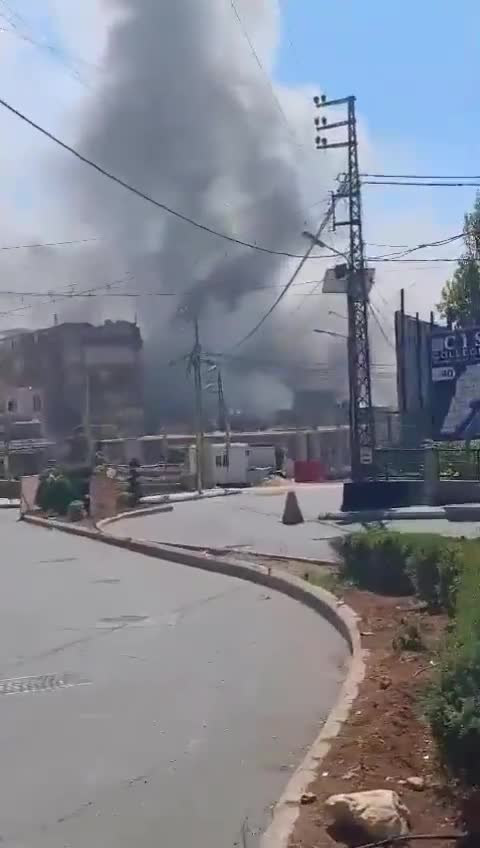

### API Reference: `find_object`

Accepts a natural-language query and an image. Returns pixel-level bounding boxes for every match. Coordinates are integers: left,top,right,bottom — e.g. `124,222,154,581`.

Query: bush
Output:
425,544,480,783
67,500,86,522
337,529,413,595
35,474,76,516
404,534,462,614
393,622,426,652
336,529,462,608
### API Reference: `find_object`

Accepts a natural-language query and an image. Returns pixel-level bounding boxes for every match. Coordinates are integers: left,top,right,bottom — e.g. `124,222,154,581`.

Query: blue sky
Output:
277,0,479,169
276,0,480,247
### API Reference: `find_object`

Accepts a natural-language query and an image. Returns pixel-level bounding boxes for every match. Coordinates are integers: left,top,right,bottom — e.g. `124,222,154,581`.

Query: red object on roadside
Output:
294,460,326,483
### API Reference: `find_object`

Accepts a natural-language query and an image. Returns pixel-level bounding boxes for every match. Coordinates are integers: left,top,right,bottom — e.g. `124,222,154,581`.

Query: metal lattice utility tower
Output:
314,94,375,479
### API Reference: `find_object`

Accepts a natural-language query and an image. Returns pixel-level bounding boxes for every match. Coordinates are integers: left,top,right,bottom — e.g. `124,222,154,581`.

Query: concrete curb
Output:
23,512,365,848
98,502,341,567
318,506,449,523
97,504,174,531
98,506,339,567
152,540,339,569
0,500,20,509
121,537,339,568
139,488,241,506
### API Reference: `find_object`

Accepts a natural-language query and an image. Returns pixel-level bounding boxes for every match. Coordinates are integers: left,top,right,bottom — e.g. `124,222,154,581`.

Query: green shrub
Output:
405,534,462,614
393,622,426,652
425,544,480,783
336,529,463,608
67,500,86,522
35,474,75,516
337,529,413,595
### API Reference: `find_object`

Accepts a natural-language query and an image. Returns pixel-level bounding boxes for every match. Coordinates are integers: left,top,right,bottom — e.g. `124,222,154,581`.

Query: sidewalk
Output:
319,502,480,525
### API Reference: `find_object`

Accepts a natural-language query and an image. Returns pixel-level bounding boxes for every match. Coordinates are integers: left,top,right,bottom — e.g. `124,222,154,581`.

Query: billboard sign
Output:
431,326,480,439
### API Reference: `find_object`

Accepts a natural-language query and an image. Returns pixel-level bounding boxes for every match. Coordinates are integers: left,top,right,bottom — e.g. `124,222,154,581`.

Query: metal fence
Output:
376,446,480,482
374,448,425,480
437,448,480,481
116,462,184,496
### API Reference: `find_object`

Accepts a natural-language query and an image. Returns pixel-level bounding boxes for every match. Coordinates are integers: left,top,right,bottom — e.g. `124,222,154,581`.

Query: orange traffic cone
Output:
282,490,304,525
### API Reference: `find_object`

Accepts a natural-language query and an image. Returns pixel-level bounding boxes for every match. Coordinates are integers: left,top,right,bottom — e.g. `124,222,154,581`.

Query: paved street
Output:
113,484,345,561
0,511,347,847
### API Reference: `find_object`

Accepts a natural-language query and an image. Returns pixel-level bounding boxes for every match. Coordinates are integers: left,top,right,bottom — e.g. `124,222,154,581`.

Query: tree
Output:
438,194,480,327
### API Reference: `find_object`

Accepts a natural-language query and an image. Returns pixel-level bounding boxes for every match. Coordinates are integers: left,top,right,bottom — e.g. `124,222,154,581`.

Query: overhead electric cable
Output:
0,95,328,260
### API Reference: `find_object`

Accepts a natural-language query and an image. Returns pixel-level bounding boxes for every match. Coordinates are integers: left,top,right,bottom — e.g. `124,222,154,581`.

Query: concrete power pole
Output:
314,94,376,481
191,316,204,494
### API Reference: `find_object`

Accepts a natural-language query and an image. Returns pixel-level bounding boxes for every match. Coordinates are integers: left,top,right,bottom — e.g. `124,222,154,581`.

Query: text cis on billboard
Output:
431,327,480,440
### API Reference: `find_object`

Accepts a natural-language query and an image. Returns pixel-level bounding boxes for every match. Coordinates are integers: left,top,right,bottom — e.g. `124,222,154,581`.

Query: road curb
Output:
120,537,340,568
318,507,449,523
99,503,341,566
23,512,365,848
97,504,174,531
139,488,241,506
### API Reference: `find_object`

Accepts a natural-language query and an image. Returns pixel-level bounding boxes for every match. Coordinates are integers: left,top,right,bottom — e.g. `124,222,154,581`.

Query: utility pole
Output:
216,366,230,468
83,354,93,466
191,316,204,494
314,94,375,480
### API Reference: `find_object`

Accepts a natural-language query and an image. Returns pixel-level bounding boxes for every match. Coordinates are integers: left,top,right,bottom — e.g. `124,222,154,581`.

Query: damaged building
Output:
0,320,144,439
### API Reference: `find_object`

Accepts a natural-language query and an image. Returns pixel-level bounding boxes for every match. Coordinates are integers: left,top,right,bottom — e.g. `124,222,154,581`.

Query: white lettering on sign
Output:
431,328,480,366
432,366,456,382
360,447,373,464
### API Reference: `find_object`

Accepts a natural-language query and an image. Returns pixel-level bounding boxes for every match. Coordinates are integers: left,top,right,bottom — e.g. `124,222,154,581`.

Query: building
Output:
99,425,351,478
0,320,144,438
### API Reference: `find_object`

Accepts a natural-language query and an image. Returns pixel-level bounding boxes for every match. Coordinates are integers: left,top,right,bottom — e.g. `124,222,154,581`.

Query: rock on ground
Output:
325,789,410,840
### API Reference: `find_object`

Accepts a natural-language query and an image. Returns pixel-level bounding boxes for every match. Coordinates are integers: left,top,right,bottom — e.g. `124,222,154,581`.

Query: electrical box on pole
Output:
314,94,376,480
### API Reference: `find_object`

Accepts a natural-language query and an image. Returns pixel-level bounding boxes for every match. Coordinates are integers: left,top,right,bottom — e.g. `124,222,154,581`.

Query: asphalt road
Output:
112,484,345,561
0,511,347,847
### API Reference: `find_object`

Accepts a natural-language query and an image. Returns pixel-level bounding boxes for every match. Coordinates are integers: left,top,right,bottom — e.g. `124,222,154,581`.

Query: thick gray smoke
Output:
56,0,343,426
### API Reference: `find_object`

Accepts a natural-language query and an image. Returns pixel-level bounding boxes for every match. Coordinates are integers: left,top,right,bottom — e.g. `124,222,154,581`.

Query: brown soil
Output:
290,588,464,848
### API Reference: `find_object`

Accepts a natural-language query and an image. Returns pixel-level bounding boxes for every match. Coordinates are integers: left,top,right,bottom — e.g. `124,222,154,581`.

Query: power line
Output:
364,180,480,188
0,278,323,302
228,0,303,149
0,1,92,88
0,237,98,252
0,277,130,320
0,95,331,261
226,177,346,349
369,232,464,260
366,241,410,249
209,350,396,372
0,97,471,267
372,257,462,263
362,172,480,180
369,302,395,351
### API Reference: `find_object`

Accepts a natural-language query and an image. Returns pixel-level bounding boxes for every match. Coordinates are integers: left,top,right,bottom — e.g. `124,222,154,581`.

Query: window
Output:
7,399,17,413
223,454,229,467
215,455,222,468
33,394,42,412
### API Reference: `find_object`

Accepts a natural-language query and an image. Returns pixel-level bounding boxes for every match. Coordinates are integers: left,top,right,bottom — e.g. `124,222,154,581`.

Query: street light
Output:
313,328,348,340
302,230,348,261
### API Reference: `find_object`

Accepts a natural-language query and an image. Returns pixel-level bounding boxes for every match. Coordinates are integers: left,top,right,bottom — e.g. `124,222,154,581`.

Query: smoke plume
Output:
55,0,344,425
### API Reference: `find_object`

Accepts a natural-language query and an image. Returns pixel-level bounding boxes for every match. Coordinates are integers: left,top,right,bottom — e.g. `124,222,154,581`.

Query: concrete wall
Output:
432,479,480,506
0,479,20,498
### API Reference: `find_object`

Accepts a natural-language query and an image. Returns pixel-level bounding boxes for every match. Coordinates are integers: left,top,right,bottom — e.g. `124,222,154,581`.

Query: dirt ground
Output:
290,587,466,848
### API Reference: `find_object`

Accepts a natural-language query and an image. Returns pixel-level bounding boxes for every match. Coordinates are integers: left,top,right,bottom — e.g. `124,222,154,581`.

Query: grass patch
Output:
303,568,342,595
